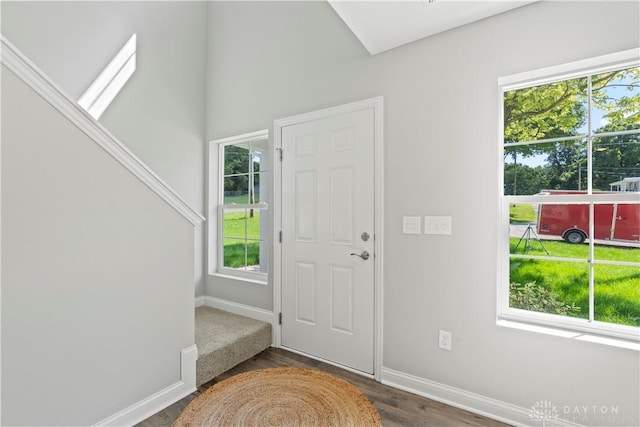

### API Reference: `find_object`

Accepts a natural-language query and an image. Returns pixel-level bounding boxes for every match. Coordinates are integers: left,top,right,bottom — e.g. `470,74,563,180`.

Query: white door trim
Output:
272,97,384,381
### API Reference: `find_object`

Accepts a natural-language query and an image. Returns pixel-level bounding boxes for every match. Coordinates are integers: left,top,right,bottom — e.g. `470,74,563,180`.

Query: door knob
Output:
350,251,370,260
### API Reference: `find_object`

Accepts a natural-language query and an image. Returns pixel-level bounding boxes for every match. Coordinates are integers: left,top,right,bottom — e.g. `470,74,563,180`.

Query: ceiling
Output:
327,0,538,55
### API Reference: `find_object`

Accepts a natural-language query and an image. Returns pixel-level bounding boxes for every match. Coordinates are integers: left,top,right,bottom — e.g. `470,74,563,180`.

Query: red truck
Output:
537,178,640,244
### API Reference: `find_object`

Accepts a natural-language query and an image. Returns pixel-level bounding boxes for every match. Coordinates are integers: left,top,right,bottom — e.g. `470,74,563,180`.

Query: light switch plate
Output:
424,216,452,235
402,216,421,234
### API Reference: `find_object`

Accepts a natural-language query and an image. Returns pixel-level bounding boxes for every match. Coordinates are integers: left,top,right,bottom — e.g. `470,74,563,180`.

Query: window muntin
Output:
500,56,639,340
217,133,269,280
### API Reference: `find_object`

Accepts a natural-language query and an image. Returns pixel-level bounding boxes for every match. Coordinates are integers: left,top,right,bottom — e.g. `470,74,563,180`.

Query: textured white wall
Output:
1,67,195,426
1,0,208,295
205,1,640,424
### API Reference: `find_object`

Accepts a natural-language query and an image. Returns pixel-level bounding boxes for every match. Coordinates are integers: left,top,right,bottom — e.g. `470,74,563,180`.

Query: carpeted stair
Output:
195,306,272,387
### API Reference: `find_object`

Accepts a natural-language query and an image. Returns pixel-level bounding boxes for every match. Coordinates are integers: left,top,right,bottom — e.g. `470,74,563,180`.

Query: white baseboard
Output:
381,367,583,427
199,295,275,325
194,295,206,307
93,345,198,427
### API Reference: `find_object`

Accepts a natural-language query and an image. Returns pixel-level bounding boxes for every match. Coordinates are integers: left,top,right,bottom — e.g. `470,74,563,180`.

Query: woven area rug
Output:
172,367,382,426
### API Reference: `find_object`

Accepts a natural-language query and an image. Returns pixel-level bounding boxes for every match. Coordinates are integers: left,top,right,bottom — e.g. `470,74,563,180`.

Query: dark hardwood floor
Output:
137,348,511,427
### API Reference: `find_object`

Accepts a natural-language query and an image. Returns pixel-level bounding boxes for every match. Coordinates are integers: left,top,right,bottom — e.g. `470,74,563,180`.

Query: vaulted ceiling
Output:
328,0,537,55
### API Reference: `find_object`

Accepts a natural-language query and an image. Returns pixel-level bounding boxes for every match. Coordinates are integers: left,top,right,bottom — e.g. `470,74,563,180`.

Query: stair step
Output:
195,306,272,386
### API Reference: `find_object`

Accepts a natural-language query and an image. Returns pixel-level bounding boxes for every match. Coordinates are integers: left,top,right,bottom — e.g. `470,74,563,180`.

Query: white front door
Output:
279,104,376,374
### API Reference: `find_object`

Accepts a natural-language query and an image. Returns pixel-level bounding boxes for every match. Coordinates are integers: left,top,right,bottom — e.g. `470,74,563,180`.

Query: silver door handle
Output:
350,251,370,260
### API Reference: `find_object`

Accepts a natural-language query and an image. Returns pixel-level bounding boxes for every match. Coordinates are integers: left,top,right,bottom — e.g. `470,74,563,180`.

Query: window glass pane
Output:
252,172,268,203
244,208,261,242
503,77,588,143
594,264,640,327
510,204,589,258
592,67,640,133
221,208,266,271
509,203,547,255
222,208,247,239
224,144,250,175
592,133,640,191
510,237,590,260
223,238,247,269
245,240,261,270
504,140,587,195
256,207,269,242
223,176,249,204
594,242,640,263
535,202,591,248
251,140,269,172
509,259,587,319
593,202,640,249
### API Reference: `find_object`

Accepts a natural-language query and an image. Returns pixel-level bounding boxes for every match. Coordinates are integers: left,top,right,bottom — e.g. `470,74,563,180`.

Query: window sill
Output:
209,271,268,286
497,319,640,351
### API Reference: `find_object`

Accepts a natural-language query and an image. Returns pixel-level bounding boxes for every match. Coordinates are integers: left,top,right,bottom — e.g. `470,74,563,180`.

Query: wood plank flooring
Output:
137,348,511,427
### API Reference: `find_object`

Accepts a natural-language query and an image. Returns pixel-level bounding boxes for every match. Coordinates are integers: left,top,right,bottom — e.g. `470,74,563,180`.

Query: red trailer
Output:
537,178,640,244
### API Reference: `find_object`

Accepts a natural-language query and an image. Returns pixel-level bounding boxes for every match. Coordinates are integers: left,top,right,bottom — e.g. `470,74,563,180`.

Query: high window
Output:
498,50,639,341
211,130,269,282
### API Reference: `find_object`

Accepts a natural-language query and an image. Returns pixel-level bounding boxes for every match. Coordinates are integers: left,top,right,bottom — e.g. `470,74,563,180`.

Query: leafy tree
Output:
503,163,550,195
504,67,640,193
504,77,586,147
223,145,262,202
592,68,640,126
224,145,250,195
593,123,640,190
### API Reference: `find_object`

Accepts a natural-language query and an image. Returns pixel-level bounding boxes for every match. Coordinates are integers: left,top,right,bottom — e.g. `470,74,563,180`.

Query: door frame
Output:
272,97,384,380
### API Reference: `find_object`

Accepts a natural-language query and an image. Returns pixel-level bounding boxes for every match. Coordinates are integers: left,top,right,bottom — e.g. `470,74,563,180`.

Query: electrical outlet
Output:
439,330,452,350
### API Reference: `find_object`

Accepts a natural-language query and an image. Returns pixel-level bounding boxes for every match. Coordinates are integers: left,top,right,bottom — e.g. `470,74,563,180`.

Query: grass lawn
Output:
223,210,262,268
509,238,640,326
509,203,537,223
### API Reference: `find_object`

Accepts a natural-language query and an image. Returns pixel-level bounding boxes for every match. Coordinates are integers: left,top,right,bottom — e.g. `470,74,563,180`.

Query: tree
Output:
503,163,550,196
504,67,640,193
593,122,640,190
224,144,250,196
504,77,586,147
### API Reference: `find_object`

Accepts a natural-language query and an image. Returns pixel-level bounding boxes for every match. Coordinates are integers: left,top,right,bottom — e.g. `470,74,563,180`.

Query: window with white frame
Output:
213,130,269,281
498,50,640,340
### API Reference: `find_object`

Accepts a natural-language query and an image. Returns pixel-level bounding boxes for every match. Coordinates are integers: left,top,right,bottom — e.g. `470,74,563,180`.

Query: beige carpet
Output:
173,367,382,426
195,306,272,387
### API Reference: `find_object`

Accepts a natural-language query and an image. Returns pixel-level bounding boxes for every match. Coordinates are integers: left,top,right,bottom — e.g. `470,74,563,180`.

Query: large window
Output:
212,130,269,282
498,50,639,341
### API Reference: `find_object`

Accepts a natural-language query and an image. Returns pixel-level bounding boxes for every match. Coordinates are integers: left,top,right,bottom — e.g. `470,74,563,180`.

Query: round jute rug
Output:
172,366,382,426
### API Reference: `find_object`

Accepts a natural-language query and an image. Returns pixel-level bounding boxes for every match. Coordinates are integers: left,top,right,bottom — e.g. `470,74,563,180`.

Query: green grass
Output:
223,210,261,240
509,204,537,223
223,211,262,268
509,238,640,326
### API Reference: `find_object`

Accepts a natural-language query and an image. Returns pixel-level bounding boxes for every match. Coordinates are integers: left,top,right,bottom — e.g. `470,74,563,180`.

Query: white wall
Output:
205,1,640,424
1,66,196,426
0,0,208,295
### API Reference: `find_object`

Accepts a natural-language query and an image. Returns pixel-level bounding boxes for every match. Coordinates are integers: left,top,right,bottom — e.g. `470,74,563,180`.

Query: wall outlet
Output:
439,330,452,350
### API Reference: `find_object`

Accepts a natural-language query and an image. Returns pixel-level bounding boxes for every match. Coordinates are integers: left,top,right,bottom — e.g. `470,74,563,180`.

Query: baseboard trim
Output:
93,345,198,427
200,296,275,324
194,295,206,307
381,367,582,427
